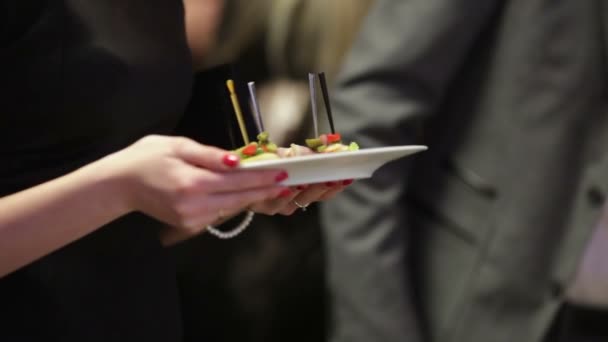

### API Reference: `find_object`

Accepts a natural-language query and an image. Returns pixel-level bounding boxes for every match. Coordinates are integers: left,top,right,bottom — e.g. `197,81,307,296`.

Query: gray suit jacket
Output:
321,0,608,341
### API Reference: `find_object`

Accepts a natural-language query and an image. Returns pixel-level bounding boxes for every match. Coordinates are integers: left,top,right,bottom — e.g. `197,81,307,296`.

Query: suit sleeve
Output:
320,0,500,341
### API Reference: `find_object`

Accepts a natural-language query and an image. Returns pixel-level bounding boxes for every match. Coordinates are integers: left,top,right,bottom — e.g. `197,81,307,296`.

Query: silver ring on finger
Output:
292,200,310,211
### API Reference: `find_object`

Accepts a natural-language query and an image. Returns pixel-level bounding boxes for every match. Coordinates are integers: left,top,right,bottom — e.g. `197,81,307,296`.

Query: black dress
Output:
0,1,193,340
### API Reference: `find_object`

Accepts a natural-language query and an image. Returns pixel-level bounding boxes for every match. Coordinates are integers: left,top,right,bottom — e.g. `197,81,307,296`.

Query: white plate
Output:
239,145,427,186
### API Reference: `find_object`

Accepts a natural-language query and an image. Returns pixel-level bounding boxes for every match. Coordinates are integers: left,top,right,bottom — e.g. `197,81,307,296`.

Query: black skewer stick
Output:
318,72,336,134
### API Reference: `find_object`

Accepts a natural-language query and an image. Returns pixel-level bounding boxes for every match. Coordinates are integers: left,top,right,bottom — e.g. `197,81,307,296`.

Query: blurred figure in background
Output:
175,1,373,342
204,0,375,144
322,1,608,342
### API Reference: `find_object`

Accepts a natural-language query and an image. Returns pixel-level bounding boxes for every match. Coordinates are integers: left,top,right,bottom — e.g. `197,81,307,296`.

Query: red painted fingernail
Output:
296,185,307,191
222,154,239,168
275,171,289,182
326,181,337,187
342,179,354,186
278,189,292,198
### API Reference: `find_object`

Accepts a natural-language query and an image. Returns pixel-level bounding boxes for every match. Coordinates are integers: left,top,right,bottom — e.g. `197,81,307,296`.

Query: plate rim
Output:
238,145,428,169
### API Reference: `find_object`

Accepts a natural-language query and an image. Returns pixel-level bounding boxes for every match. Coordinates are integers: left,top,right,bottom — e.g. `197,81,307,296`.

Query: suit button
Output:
587,186,605,207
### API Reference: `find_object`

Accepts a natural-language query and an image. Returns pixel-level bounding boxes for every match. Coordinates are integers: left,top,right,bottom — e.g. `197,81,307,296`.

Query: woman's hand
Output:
102,135,290,234
250,179,354,216
0,134,292,275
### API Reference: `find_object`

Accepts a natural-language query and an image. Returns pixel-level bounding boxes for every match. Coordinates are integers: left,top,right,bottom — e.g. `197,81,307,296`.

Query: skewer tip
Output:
226,79,235,93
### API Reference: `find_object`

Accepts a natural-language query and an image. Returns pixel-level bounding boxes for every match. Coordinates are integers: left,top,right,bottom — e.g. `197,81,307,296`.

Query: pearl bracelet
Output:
206,211,255,239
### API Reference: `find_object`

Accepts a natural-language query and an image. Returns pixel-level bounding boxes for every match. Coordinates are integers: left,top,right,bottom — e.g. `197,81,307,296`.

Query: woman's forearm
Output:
0,159,130,278
0,135,292,277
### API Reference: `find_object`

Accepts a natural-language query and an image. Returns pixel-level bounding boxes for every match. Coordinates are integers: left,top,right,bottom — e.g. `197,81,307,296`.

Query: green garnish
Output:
306,138,323,149
257,131,270,143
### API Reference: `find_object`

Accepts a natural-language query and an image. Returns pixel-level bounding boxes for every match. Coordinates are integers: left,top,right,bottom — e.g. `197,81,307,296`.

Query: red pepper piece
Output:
326,133,342,144
242,143,258,156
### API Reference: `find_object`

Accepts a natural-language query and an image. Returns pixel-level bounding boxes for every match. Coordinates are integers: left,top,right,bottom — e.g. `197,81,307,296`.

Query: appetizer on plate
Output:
235,132,281,163
305,133,359,153
228,73,359,164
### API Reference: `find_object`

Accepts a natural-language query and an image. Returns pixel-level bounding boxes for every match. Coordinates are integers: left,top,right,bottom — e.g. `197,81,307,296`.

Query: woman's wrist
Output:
79,154,136,219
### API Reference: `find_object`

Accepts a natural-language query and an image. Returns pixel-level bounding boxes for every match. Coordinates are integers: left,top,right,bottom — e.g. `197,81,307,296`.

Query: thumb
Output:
174,137,240,171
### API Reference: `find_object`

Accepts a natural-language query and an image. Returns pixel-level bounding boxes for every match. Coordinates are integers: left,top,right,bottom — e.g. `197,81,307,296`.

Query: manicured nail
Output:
296,185,308,191
275,171,289,182
342,179,354,186
325,181,337,187
278,189,292,198
222,154,239,168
